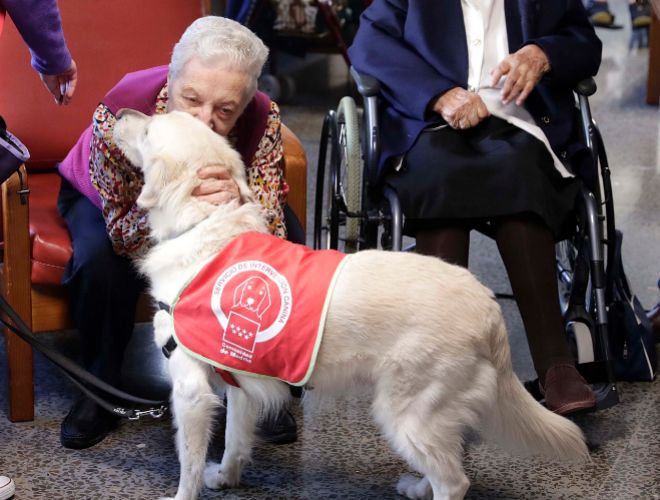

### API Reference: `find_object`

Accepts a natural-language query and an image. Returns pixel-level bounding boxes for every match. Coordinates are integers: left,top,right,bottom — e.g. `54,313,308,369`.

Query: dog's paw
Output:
396,474,432,500
203,461,240,489
153,310,172,348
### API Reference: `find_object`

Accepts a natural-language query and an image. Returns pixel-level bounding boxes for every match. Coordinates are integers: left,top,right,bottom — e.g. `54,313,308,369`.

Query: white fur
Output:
114,110,590,500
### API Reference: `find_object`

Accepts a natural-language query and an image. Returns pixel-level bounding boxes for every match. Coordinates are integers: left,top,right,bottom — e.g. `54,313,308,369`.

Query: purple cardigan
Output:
58,65,271,209
0,0,72,75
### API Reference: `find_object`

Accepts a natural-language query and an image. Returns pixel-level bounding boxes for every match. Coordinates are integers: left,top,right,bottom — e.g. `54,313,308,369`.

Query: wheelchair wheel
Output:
336,96,363,251
567,320,596,364
556,239,596,364
556,239,578,316
313,98,363,252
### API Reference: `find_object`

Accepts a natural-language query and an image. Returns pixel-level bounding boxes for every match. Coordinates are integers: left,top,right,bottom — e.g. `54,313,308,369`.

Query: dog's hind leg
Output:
373,380,471,500
168,349,220,500
204,385,259,489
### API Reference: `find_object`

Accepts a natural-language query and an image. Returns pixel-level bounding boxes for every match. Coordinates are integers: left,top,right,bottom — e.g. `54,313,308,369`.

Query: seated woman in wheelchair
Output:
348,0,602,415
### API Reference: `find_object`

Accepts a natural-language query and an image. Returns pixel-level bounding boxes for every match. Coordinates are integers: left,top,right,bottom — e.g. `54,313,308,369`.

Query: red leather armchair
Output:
0,0,307,422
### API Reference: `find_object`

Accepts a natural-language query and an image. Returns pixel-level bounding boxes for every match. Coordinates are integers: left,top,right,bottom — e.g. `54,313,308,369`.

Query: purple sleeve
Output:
1,0,72,75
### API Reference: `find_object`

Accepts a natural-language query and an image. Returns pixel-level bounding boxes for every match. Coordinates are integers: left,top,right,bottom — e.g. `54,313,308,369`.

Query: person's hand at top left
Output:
192,165,241,205
490,44,550,106
39,59,78,105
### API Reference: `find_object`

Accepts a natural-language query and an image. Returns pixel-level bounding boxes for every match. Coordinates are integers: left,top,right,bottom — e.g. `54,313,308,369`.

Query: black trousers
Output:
57,179,146,385
57,177,306,387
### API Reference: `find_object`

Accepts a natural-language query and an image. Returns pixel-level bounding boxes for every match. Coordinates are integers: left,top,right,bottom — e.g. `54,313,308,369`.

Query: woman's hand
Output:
39,59,78,105
432,87,490,130
490,45,551,106
192,165,241,205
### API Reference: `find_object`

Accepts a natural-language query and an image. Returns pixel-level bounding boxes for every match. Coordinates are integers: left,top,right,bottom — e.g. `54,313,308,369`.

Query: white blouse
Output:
460,0,572,178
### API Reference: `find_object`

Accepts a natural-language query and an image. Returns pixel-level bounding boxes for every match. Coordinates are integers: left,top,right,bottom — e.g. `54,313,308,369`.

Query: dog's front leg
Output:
167,349,219,500
203,385,258,489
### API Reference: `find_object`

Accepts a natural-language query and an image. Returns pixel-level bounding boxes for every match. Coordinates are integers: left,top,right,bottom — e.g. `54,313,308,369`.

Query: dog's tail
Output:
484,313,589,462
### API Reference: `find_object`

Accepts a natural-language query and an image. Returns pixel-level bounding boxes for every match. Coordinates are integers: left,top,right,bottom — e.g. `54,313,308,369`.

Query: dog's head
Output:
233,276,272,318
113,109,254,211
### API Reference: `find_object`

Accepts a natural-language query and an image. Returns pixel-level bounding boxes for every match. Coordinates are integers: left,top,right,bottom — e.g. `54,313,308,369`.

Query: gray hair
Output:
169,16,269,97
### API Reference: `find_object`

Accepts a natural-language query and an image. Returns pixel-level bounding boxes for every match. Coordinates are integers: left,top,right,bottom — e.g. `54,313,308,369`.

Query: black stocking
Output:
415,223,470,267
493,214,574,382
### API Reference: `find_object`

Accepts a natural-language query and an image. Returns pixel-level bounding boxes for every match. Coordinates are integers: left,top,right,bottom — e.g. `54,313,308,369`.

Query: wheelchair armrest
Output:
350,67,381,97
575,78,597,97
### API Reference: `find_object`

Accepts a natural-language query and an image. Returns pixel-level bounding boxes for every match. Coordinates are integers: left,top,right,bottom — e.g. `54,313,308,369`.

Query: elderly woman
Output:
57,16,298,449
349,0,602,416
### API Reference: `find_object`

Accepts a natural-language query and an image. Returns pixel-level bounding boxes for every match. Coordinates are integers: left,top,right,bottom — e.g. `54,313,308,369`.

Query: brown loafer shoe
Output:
541,364,596,415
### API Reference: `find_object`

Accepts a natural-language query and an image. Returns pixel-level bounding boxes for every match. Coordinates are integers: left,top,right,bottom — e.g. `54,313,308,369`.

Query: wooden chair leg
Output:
2,168,35,422
4,330,34,422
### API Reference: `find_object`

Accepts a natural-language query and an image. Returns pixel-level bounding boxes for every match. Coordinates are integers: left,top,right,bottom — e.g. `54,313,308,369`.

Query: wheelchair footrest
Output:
577,361,620,411
524,361,620,412
576,360,611,384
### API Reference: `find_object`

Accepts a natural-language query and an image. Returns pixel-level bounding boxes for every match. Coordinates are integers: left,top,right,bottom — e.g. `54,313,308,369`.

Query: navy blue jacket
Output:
348,0,602,181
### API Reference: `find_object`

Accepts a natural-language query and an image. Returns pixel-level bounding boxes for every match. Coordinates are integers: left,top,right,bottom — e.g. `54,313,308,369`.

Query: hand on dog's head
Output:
113,109,253,210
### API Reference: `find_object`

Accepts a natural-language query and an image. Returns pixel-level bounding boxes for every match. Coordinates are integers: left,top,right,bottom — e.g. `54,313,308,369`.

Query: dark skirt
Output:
385,117,581,240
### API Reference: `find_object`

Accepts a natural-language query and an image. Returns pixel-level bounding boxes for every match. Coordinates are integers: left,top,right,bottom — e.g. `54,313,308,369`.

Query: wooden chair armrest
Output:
1,165,32,319
2,165,35,421
281,124,308,232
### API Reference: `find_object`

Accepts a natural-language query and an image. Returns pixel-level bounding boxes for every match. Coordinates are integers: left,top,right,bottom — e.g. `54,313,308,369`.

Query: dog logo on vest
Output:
211,260,292,364
224,276,271,353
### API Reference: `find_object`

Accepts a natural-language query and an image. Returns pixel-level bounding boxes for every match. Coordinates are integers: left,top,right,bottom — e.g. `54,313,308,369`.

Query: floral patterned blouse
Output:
90,83,288,258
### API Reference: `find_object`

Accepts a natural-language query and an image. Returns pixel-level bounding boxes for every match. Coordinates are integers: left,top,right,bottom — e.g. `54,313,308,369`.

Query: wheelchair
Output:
314,67,620,411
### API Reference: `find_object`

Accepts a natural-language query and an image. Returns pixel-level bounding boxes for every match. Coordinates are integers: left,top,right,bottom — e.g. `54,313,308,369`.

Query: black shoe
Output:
60,397,119,449
257,407,297,445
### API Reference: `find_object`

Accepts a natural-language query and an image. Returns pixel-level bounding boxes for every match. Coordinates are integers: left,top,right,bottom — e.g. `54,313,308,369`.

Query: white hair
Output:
169,16,269,96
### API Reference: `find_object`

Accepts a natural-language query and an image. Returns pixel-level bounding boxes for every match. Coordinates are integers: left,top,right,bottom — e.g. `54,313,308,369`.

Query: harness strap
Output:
216,369,241,387
162,336,178,359
158,301,240,387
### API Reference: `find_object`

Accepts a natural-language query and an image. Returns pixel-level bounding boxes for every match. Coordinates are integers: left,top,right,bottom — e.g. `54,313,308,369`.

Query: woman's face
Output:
168,57,253,136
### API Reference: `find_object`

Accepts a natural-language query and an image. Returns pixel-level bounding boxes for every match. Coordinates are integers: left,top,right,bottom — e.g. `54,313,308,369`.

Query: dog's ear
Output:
225,159,255,203
137,156,180,209
137,183,158,209
237,178,255,204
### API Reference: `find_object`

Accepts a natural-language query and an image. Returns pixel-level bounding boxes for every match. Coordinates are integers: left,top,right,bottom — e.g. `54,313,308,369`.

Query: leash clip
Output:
128,405,168,420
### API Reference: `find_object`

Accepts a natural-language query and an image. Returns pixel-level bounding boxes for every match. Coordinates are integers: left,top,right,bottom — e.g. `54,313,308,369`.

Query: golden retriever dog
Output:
113,110,589,500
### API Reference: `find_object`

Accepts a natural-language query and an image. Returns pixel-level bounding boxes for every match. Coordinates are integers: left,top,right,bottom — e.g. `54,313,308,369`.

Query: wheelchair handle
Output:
350,66,381,97
575,78,597,97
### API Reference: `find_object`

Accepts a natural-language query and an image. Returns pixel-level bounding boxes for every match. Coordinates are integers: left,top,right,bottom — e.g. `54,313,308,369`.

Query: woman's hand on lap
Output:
432,87,490,130
490,45,550,106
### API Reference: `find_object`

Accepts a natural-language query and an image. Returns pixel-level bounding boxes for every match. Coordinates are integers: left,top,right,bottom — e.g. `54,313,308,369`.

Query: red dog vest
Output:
170,232,347,386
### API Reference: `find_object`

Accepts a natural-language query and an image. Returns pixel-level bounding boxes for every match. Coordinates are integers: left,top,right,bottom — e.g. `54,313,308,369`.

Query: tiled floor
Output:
1,4,659,499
